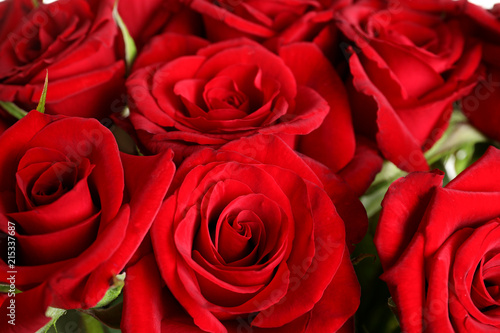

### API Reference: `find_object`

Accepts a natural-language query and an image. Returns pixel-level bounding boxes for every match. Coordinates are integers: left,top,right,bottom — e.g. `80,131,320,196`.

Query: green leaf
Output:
454,144,476,175
136,146,144,156
81,313,105,333
36,70,49,114
94,273,125,308
0,283,21,294
361,161,407,219
36,307,66,333
112,1,137,72
32,0,39,8
81,295,123,329
424,111,487,165
0,101,28,120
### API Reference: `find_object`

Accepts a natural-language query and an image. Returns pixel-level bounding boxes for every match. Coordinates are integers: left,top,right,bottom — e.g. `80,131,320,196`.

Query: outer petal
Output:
462,66,500,143
280,43,355,172
337,137,383,196
301,153,368,246
375,170,444,270
122,253,163,333
0,111,54,194
82,151,175,307
253,181,346,328
447,146,500,192
305,248,360,332
132,33,209,71
424,228,472,333
0,284,52,333
381,234,426,333
117,0,203,49
422,188,500,258
349,51,429,171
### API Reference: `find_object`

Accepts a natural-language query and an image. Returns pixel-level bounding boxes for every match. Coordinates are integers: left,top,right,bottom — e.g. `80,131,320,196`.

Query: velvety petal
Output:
280,42,355,172
132,32,209,71
82,151,175,307
253,181,345,327
369,39,444,100
463,1,500,35
0,284,52,333
422,188,500,259
375,171,444,270
258,86,328,136
451,222,500,328
301,153,368,246
337,137,383,196
10,170,98,235
220,135,322,187
382,234,426,333
425,228,472,333
48,205,130,310
16,212,100,266
122,253,163,333
21,116,124,224
349,51,429,171
189,0,276,39
462,67,500,143
0,112,53,194
305,248,360,332
0,257,69,289
447,146,500,192
196,40,297,102
152,201,228,333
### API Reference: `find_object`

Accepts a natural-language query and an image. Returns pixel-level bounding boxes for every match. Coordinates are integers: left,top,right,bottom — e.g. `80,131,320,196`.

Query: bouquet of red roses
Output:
0,0,499,332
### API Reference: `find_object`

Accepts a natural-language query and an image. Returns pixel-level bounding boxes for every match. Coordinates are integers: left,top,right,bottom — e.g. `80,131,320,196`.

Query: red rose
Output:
128,33,382,194
0,111,175,332
128,35,329,159
122,134,365,333
460,3,500,142
0,0,126,119
375,147,500,332
183,0,350,52
336,0,482,171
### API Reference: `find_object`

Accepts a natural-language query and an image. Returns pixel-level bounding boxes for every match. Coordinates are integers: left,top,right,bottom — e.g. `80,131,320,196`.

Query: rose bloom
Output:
128,33,382,194
0,111,174,332
0,0,126,119
122,134,366,333
336,0,482,171
375,147,500,332
460,2,500,142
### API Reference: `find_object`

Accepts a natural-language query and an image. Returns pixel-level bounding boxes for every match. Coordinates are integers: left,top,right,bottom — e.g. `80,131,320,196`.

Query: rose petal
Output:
122,253,163,333
280,43,355,171
375,170,444,270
